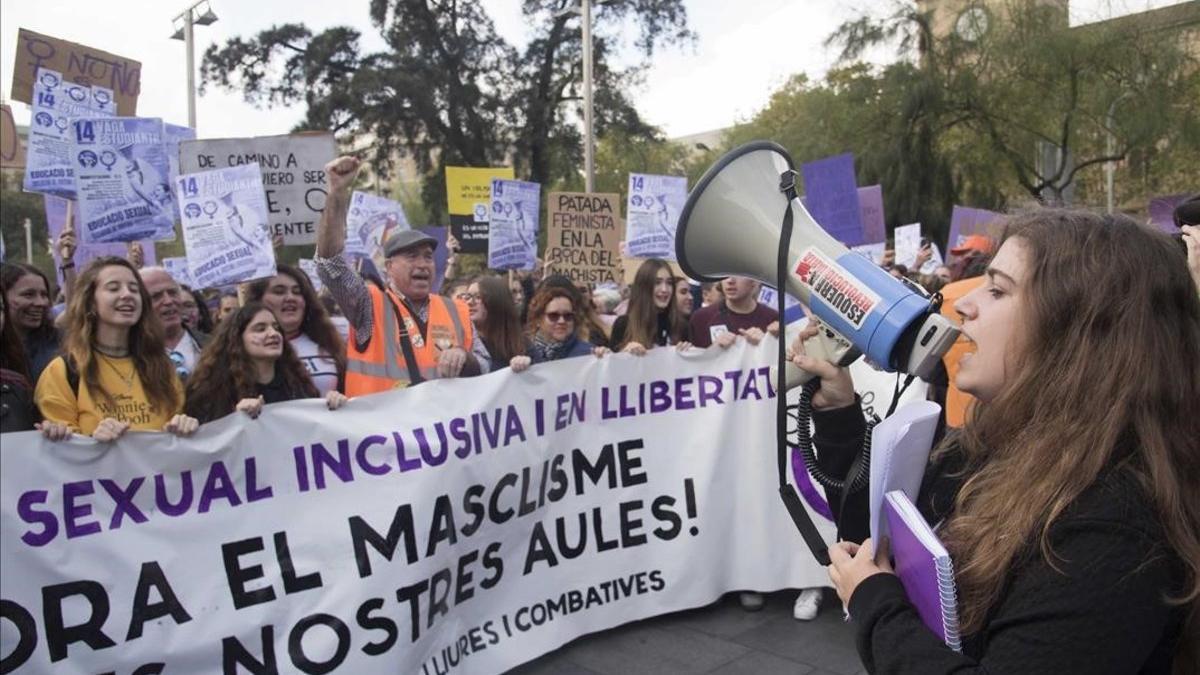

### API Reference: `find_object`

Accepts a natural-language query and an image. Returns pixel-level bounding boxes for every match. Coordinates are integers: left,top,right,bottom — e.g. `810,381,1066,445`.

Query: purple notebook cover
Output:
884,492,960,650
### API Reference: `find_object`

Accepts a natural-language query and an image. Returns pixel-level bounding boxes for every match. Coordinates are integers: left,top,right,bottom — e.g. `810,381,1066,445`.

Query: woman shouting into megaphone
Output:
792,210,1199,674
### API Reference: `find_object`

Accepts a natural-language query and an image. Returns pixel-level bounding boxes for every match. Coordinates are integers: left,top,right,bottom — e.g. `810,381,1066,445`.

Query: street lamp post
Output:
1104,91,1132,215
581,0,595,193
171,0,219,130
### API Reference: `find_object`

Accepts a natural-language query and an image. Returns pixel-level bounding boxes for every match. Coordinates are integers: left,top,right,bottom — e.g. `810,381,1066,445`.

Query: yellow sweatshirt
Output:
35,355,183,436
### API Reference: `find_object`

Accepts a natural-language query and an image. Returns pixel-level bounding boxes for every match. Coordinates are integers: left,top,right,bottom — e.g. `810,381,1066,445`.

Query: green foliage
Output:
716,1,1199,243
0,172,53,276
201,0,693,222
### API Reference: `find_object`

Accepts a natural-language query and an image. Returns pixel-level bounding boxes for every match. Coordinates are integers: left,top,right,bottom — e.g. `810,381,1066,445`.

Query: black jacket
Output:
812,402,1187,674
0,369,38,433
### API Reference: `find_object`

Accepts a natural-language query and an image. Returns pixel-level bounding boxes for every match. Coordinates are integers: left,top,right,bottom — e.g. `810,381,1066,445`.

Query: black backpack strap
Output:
64,355,81,397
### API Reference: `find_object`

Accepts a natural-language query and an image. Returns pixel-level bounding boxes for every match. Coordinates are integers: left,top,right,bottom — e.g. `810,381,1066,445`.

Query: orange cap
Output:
950,234,995,256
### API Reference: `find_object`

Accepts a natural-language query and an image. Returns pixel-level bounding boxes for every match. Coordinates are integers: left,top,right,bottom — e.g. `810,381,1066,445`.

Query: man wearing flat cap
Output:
315,156,488,396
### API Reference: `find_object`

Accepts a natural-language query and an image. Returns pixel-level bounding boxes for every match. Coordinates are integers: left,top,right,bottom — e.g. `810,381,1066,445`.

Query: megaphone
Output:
676,141,959,385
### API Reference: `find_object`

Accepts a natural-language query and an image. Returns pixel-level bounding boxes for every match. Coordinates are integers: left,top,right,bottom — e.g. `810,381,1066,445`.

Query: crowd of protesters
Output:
2,156,1199,670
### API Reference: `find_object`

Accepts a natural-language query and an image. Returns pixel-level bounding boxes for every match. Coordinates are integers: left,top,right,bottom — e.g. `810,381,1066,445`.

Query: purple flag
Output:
1148,194,1189,233
947,206,1003,254
858,185,885,244
801,153,864,246
45,195,156,287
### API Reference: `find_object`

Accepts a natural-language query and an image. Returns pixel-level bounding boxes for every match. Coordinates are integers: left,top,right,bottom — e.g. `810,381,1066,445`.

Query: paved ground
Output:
510,589,866,675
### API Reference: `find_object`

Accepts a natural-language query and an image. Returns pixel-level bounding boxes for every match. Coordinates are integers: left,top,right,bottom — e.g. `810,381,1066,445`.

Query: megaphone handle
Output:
776,329,854,392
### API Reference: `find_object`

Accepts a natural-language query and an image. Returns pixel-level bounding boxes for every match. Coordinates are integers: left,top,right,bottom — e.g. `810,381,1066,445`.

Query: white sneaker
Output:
793,588,822,621
739,591,765,611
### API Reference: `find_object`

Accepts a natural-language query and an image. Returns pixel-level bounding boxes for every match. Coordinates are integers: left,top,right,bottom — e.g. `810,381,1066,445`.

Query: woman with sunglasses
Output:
511,286,610,372
35,257,198,441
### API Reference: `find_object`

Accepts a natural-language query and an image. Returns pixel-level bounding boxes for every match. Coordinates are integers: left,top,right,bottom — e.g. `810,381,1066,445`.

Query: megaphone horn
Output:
676,141,959,385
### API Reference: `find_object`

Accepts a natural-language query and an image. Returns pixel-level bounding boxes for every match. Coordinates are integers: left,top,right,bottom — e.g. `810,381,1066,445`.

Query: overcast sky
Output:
1,0,1187,141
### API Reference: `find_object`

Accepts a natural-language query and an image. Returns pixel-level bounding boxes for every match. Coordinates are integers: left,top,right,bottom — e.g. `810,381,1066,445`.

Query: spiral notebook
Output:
883,490,962,652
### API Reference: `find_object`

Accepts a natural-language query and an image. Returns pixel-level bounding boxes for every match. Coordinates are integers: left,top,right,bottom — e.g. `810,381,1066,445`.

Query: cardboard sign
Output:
445,165,515,253
10,28,141,116
0,104,26,168
545,192,623,286
801,153,864,246
178,132,337,245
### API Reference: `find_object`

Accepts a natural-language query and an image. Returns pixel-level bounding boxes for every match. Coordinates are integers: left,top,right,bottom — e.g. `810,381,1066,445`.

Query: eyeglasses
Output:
545,311,575,323
456,292,480,302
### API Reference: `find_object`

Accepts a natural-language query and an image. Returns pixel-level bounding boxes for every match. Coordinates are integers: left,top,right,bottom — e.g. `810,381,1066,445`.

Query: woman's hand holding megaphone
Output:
788,322,856,411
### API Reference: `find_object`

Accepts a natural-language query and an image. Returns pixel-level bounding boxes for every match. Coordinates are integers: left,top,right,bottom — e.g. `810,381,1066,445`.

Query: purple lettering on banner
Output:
947,206,1003,255
858,185,886,244
790,448,834,521
1148,194,1189,233
420,226,449,293
800,153,864,246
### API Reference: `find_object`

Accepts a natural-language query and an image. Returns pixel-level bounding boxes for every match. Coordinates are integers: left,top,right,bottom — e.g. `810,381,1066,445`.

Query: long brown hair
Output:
620,258,686,349
937,211,1200,667
185,302,319,424
62,257,180,414
0,291,32,385
246,264,346,384
1,262,57,345
474,275,525,363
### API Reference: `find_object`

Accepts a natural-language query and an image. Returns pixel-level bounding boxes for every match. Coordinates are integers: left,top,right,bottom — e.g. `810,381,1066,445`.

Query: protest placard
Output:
545,192,623,286
163,123,195,221
445,166,515,254
177,163,277,288
488,179,540,270
44,195,155,287
947,206,1003,253
894,222,922,269
178,132,337,246
23,67,114,197
858,184,885,244
626,173,687,259
851,242,886,265
345,190,410,266
10,28,141,115
801,153,864,246
162,256,193,288
0,104,26,168
1148,194,1190,232
71,117,176,243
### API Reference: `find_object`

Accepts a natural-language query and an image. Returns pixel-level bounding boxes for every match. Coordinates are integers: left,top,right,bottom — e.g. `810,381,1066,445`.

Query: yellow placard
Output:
445,166,514,216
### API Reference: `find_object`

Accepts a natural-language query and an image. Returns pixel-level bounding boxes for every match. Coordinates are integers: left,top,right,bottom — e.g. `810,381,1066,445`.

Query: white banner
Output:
1,343,856,674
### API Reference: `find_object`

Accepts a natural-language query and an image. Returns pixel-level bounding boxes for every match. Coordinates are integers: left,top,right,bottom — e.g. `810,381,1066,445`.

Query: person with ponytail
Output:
184,302,347,425
35,257,197,441
795,211,1199,673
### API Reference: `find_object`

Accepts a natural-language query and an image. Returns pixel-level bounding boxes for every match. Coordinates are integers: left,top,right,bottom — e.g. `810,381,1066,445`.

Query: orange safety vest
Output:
939,276,984,428
345,284,474,396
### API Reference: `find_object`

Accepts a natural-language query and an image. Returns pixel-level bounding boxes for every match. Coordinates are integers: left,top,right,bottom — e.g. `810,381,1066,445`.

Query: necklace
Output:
98,354,136,391
94,342,130,358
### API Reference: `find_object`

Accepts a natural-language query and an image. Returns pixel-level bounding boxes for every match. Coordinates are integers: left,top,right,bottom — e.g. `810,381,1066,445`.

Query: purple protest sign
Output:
801,153,864,246
947,206,1003,254
1148,194,1190,233
858,185,885,244
420,226,449,293
45,194,156,287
